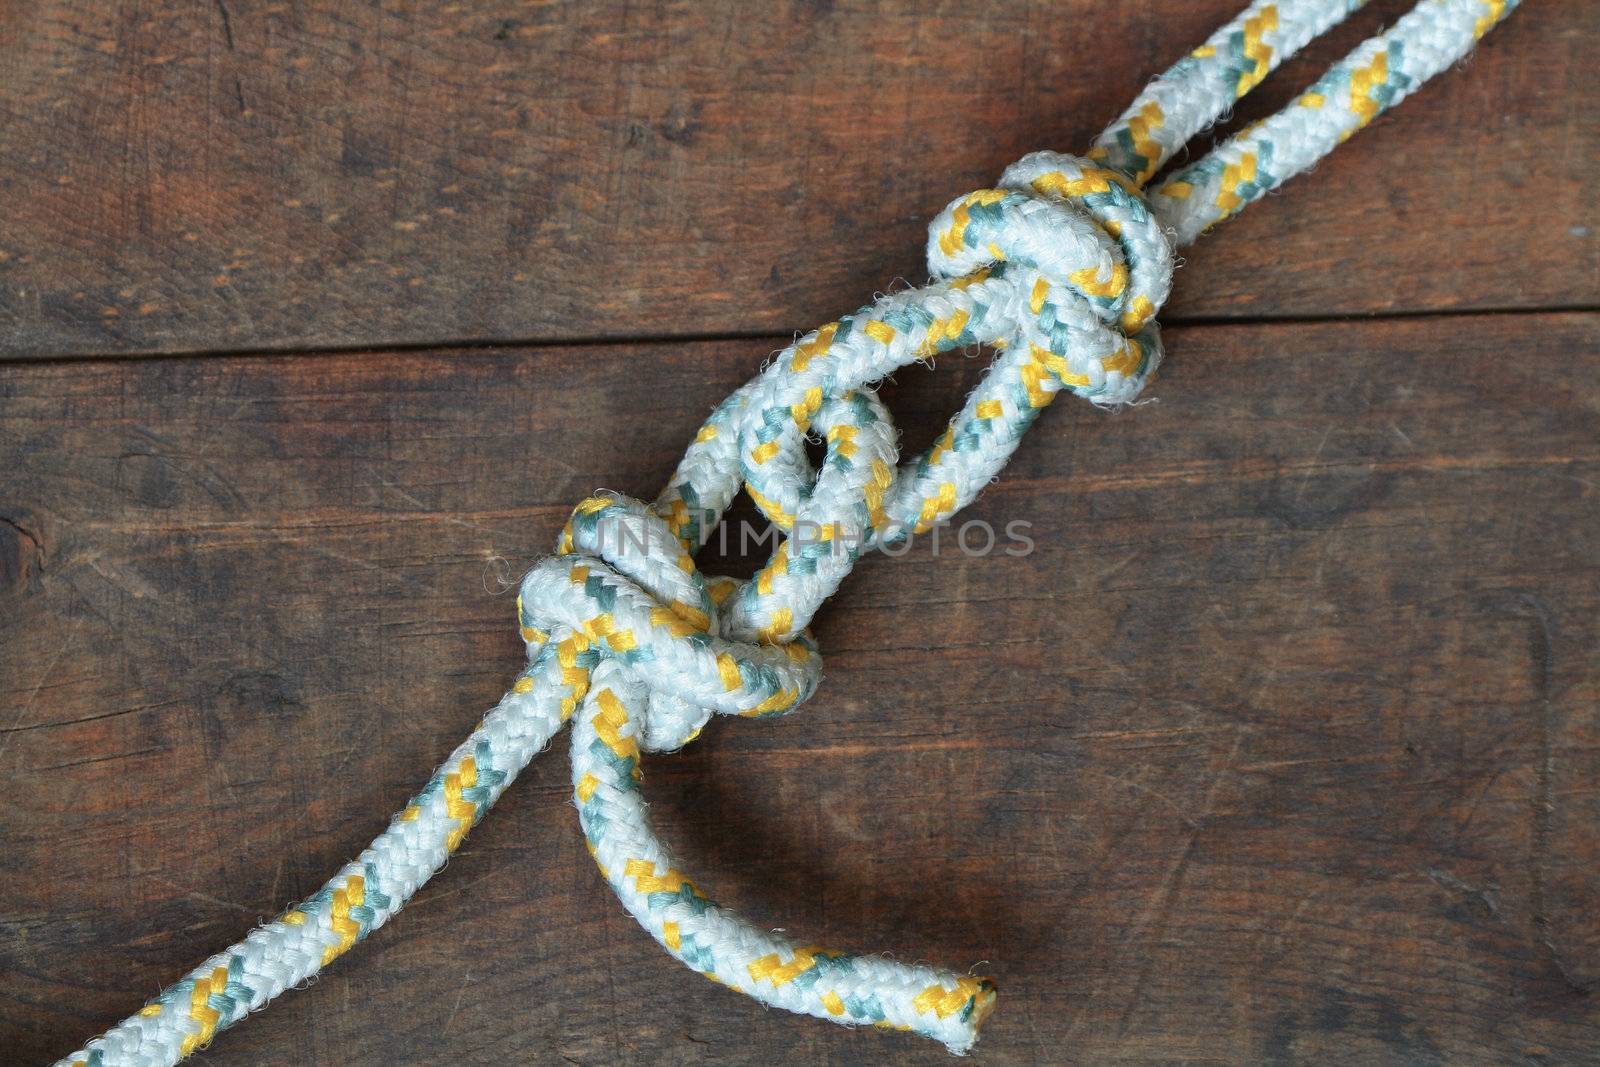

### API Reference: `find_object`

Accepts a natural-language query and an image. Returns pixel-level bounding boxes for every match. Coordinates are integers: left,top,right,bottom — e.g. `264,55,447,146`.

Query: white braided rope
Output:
53,2,1518,1063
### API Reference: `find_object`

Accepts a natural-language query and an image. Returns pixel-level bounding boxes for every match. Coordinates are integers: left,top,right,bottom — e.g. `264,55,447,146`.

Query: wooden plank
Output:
2,312,1597,1063
0,0,1592,359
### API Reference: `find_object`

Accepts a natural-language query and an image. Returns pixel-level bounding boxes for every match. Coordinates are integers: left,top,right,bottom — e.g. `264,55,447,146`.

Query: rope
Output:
54,1,1518,1062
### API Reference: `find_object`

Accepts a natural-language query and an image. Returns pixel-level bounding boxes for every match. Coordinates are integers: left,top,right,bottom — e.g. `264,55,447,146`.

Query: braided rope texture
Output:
54,1,1517,1064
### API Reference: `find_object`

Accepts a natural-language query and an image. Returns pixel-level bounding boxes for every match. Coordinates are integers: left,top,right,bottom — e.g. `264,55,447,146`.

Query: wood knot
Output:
0,514,43,594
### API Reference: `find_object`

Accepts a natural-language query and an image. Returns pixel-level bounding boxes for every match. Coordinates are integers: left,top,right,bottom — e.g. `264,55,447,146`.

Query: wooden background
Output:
2,1,1596,1063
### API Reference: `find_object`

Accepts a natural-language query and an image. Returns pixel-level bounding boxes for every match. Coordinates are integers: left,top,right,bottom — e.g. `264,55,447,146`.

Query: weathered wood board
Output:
2,312,1597,1063
0,0,1593,357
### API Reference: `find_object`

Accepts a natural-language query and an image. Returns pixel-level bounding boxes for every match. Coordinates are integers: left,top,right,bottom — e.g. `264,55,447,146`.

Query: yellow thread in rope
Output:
757,606,793,645
914,976,998,1022
790,322,838,372
593,689,641,771
625,858,696,895
1237,6,1279,96
323,874,365,964
1475,0,1505,38
1350,50,1389,129
181,966,229,1054
747,946,844,986
1215,152,1259,214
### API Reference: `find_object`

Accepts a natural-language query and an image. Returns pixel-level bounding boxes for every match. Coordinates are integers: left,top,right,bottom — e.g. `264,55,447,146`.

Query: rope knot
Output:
516,494,822,753
515,491,998,1051
927,151,1174,408
692,154,1176,655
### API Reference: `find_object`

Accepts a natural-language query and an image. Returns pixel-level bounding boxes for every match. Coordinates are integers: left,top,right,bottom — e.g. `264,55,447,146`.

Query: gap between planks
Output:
0,303,1595,369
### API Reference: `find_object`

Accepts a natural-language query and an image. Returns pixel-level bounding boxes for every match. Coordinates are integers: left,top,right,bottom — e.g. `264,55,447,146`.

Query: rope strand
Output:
54,2,1518,1063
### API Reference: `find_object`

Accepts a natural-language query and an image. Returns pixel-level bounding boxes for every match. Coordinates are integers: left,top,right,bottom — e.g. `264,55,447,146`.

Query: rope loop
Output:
710,152,1173,647
514,492,997,1051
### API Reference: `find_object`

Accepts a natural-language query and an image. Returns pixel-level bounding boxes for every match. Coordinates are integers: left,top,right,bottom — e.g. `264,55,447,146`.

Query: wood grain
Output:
2,313,1597,1064
0,0,1593,359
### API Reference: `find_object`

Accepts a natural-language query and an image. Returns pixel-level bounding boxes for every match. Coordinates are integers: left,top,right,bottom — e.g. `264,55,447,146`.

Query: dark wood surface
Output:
1,2,1597,1066
0,0,1594,358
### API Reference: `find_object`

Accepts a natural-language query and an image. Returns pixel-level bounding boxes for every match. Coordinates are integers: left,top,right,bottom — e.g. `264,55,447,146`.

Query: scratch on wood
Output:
1426,867,1502,920
1113,729,1246,1037
212,0,236,50
35,745,166,772
1515,591,1594,993
0,617,84,758
145,874,257,916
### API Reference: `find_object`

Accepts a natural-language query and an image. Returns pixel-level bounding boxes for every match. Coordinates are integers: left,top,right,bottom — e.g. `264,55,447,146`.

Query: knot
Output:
926,150,1173,408
712,153,1173,643
517,493,822,753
